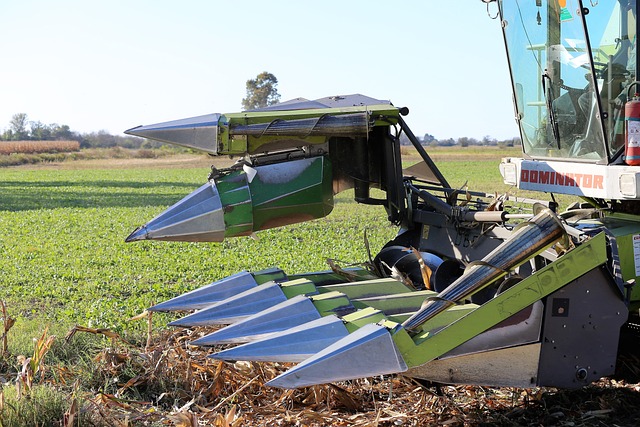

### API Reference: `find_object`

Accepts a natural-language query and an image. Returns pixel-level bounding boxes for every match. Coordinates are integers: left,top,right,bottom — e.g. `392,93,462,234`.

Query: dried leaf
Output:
389,265,415,289
128,310,149,321
65,325,129,345
326,259,362,282
329,383,361,412
63,398,78,427
225,404,237,423
233,360,253,375
168,412,197,427
410,246,432,290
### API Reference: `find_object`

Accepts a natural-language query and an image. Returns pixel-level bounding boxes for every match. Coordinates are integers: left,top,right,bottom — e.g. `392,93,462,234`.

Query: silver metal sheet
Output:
190,295,321,345
266,323,407,389
124,113,221,154
126,182,225,242
248,94,391,112
440,301,543,358
406,343,541,388
148,271,258,312
168,281,287,327
209,315,349,363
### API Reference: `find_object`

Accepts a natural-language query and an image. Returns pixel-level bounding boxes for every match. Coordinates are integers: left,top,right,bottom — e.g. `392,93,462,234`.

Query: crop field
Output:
0,140,80,155
0,148,529,334
1,166,392,334
5,148,635,426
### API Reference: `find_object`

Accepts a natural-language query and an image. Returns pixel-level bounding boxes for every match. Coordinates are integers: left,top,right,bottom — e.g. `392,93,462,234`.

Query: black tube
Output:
406,182,452,216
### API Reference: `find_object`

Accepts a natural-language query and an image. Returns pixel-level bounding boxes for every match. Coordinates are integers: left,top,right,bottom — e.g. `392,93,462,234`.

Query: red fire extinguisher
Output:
625,88,640,166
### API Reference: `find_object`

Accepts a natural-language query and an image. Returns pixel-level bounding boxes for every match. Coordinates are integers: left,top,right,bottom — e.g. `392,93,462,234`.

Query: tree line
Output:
415,133,521,148
0,113,156,149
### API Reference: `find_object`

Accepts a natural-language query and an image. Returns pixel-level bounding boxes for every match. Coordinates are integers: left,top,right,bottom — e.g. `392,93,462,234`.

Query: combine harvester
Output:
125,0,640,389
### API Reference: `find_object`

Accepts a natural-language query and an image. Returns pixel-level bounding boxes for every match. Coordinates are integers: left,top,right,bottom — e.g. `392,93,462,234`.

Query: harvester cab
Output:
498,0,639,200
125,1,640,389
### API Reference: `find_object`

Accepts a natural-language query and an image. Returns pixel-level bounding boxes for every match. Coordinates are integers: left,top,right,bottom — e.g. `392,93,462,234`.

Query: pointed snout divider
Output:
169,281,289,327
209,315,350,363
125,182,225,243
149,271,258,312
191,295,322,345
124,113,222,154
169,279,317,327
266,323,407,389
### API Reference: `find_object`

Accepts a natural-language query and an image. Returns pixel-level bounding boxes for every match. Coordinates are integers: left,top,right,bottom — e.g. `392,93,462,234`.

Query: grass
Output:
1,384,70,427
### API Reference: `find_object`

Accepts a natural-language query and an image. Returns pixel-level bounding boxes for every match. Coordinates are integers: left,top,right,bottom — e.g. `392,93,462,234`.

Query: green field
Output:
0,168,386,334
0,147,555,336
0,149,629,426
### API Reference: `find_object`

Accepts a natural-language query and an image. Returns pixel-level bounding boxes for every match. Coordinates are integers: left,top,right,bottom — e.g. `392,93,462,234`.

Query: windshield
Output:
500,0,636,163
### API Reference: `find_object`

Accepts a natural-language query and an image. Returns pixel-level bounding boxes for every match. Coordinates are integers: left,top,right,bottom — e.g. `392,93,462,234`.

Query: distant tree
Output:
30,121,51,140
50,124,74,140
457,137,470,147
1,129,14,141
92,130,116,148
75,130,152,149
496,137,521,148
9,113,29,140
422,133,436,145
482,135,497,146
241,71,281,110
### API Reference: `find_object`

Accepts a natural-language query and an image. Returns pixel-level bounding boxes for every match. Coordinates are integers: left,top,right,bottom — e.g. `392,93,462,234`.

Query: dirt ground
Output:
78,326,640,427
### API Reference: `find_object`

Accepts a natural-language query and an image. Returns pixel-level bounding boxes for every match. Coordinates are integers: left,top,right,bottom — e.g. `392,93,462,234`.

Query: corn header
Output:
125,0,640,389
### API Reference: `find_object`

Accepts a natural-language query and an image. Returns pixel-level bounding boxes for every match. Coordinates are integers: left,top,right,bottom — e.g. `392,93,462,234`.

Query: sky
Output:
0,1,519,141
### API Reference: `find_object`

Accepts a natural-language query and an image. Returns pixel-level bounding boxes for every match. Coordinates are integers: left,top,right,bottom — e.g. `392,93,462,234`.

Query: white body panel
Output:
500,158,640,200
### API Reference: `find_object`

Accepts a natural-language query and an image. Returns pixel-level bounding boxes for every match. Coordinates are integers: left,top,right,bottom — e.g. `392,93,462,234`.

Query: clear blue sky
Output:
0,1,519,141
